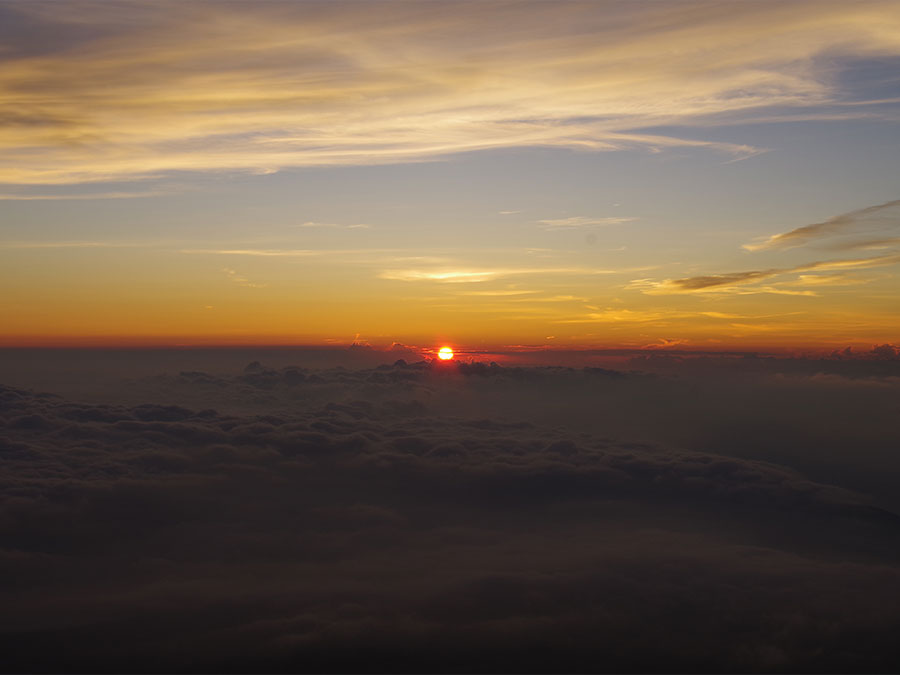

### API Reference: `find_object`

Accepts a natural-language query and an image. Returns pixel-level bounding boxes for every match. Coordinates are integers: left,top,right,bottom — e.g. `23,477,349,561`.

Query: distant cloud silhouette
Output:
2,353,900,671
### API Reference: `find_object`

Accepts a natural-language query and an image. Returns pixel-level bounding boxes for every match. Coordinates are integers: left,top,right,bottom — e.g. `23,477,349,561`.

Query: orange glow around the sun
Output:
438,346,454,360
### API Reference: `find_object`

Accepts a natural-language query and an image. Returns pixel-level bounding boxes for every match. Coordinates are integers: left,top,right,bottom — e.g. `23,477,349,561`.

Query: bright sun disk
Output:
438,347,454,360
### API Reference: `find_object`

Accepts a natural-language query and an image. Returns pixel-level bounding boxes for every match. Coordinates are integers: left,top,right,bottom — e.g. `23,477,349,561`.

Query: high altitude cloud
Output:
0,1,899,185
182,248,323,257
635,253,900,294
223,267,267,288
378,266,614,283
299,221,371,230
744,199,900,251
538,216,637,229
627,199,900,305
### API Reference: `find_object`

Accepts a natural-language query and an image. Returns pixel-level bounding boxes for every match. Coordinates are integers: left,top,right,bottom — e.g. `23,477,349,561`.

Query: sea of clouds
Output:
2,349,900,672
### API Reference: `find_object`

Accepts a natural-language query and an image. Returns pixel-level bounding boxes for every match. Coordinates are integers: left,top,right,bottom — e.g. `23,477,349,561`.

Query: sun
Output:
437,346,454,360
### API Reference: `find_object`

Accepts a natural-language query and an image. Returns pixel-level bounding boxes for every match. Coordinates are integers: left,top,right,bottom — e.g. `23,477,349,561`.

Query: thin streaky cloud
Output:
823,236,900,252
181,248,323,257
743,199,900,251
0,241,150,249
728,287,820,297
386,255,453,265
0,191,172,201
538,216,638,229
667,286,822,297
833,96,900,107
379,266,622,283
513,295,589,303
379,269,503,283
298,221,371,229
2,2,899,184
553,308,754,325
223,267,267,289
804,253,900,271
633,253,900,294
792,273,875,286
459,290,538,297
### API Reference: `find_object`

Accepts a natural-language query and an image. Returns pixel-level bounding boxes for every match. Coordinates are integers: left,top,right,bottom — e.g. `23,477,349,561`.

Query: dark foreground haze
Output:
3,347,900,673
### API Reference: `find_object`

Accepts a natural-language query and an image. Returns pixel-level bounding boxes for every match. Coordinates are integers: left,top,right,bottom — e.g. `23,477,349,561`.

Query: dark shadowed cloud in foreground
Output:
3,351,900,672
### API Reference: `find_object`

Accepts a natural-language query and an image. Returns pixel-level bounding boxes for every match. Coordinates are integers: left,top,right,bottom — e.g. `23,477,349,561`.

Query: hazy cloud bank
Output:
3,355,900,671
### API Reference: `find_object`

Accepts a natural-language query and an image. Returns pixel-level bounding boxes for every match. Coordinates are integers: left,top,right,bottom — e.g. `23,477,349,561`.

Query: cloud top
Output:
3,358,900,671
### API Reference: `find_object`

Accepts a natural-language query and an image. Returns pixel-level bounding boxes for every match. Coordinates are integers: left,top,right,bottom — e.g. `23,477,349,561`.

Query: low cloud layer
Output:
3,354,900,671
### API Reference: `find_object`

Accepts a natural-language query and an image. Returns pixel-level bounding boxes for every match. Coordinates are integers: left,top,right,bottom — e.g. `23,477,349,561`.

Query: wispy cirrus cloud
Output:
554,308,767,324
380,266,624,283
744,199,900,251
0,190,172,200
1,1,899,185
460,289,538,297
824,236,900,252
0,240,147,249
633,253,900,294
538,216,637,229
792,273,876,286
223,267,267,288
649,269,782,292
379,269,505,283
181,248,322,257
298,221,371,229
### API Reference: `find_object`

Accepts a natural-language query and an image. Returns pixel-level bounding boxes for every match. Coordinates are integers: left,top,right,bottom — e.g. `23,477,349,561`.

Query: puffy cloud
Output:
2,355,900,670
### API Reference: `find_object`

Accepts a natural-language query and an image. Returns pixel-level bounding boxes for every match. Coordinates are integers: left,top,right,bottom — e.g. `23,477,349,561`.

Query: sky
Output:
3,5,900,668
1,0,899,351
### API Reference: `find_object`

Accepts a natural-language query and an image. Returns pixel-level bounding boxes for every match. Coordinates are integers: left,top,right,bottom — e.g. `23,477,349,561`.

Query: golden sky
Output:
1,1,899,351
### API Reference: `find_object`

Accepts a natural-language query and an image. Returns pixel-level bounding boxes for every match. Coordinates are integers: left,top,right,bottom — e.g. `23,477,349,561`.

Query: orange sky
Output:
1,1,899,352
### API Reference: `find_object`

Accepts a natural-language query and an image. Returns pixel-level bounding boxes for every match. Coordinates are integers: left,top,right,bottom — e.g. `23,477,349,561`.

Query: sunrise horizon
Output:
2,2,899,355
2,2,900,673
2,336,894,357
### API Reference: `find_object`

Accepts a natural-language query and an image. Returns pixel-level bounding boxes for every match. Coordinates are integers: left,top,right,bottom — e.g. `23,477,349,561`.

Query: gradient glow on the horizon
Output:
1,1,899,351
